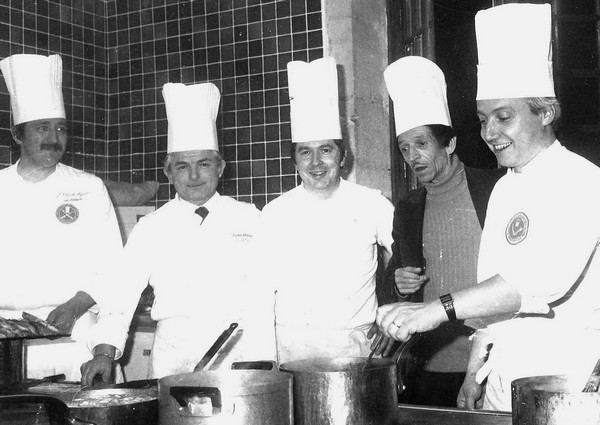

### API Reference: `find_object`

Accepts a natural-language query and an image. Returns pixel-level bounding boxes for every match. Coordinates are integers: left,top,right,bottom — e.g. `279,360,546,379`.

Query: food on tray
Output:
68,391,157,408
0,312,65,339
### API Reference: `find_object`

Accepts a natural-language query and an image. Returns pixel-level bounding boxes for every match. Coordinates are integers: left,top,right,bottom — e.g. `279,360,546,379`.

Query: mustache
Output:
40,143,63,152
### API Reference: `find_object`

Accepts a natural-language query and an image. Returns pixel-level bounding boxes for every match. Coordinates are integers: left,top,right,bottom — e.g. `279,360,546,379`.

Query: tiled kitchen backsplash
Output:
0,0,324,209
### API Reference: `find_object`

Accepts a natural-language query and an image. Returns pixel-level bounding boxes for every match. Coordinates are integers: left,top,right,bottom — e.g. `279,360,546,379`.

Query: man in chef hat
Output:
0,54,122,381
376,3,600,411
381,55,503,406
257,57,394,363
82,82,271,383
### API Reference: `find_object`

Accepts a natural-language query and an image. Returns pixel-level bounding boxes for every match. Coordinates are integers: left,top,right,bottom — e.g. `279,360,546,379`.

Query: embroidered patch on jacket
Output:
56,203,79,224
505,212,528,245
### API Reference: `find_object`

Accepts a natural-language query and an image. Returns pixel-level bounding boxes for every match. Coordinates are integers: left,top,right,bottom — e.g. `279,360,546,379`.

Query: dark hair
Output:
426,124,456,148
524,97,561,133
290,139,346,164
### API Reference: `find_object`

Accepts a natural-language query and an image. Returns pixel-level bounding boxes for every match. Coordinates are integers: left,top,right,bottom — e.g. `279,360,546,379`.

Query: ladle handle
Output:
193,323,239,372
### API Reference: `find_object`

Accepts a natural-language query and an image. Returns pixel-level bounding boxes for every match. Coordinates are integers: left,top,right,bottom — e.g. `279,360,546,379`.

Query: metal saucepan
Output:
277,334,420,425
158,369,293,425
512,375,600,425
280,356,398,425
68,388,158,425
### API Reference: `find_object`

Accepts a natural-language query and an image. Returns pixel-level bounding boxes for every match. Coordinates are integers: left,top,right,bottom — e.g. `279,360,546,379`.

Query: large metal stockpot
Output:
512,375,600,425
158,370,293,425
279,357,398,425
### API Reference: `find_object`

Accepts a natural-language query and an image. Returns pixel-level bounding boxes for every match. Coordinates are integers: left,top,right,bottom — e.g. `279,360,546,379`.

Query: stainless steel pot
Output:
279,357,397,425
0,394,71,425
68,388,158,425
512,375,600,425
158,370,293,425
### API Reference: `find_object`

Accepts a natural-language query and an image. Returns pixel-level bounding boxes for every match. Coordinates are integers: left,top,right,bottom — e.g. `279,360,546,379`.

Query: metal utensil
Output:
361,333,383,372
582,358,600,392
192,322,239,372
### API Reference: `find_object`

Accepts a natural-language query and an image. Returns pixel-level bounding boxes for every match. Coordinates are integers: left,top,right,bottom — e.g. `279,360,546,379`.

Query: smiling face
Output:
15,118,68,172
397,125,455,184
294,140,345,199
476,98,555,171
164,150,225,205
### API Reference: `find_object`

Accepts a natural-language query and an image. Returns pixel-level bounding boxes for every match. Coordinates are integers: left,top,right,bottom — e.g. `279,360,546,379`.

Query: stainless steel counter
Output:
397,404,511,425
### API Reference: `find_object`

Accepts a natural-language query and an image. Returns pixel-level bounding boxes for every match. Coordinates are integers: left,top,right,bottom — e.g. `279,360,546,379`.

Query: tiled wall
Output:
0,0,108,175
0,0,324,210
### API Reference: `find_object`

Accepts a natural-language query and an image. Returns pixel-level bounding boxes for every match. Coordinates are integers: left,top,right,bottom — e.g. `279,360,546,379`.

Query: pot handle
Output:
390,333,422,396
170,386,236,417
231,360,276,370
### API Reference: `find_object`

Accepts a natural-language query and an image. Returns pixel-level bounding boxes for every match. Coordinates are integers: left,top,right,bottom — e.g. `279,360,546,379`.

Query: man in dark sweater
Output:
379,56,504,406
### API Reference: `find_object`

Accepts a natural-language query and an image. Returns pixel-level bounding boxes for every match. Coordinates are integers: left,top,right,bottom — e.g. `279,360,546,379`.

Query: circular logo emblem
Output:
56,203,79,224
505,212,529,245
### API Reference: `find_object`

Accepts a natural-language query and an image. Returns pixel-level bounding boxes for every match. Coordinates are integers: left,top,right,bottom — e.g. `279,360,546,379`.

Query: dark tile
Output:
263,37,277,55
276,1,291,18
252,175,266,191
236,127,251,144
251,108,265,125
277,35,291,53
248,5,261,23
307,12,322,31
237,109,250,126
251,143,265,160
293,33,307,51
266,124,279,142
277,17,290,35
237,176,251,193
292,16,306,33
262,3,275,20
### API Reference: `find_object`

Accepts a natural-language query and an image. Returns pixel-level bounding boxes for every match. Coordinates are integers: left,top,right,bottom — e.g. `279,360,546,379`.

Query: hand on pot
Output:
376,301,446,341
80,344,116,386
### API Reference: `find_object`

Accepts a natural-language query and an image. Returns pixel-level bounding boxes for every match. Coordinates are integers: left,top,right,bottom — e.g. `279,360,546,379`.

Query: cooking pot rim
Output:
158,370,293,396
280,356,395,373
512,374,600,397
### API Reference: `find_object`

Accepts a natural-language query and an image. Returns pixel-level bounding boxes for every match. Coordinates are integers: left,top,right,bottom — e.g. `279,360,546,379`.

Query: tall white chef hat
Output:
287,57,342,143
384,56,452,137
0,54,66,126
162,82,220,153
476,3,555,100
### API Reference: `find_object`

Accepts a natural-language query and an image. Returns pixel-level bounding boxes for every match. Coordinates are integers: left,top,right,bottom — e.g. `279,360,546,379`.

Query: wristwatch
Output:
439,293,457,321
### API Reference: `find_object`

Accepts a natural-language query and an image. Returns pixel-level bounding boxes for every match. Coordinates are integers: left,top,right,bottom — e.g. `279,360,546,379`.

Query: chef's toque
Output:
287,57,342,143
162,82,220,153
476,3,555,100
384,56,452,137
0,54,66,126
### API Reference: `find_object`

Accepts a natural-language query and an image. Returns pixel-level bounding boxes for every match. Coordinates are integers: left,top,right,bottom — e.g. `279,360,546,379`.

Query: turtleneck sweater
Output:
421,155,481,372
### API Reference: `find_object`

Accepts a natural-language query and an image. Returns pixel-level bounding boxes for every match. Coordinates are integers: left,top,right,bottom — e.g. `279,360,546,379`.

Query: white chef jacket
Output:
0,161,122,380
259,179,394,363
476,141,600,411
88,193,272,378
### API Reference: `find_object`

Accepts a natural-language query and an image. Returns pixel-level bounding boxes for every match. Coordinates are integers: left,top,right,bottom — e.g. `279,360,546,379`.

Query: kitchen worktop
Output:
397,404,511,424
